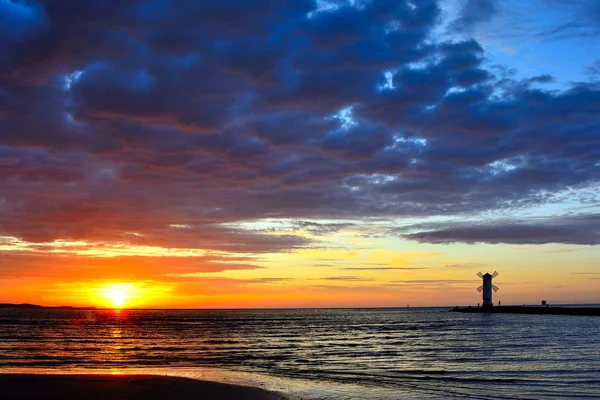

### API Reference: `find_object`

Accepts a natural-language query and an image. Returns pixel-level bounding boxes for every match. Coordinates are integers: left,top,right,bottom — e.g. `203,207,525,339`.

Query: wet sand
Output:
0,374,292,400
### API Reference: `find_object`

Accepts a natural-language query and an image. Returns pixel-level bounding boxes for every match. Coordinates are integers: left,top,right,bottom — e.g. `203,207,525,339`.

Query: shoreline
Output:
0,374,294,400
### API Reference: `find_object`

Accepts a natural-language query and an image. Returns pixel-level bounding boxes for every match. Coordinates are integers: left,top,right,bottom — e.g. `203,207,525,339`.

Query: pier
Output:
450,306,600,316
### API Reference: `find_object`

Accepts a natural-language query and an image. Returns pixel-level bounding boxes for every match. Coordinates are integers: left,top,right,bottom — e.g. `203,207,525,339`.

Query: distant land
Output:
0,303,97,310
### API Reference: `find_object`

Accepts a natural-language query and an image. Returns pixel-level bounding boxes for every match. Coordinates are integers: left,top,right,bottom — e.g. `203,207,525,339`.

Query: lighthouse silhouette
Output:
477,271,499,307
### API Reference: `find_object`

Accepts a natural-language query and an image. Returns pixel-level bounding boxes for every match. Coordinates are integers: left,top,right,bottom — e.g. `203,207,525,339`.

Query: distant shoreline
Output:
0,303,97,310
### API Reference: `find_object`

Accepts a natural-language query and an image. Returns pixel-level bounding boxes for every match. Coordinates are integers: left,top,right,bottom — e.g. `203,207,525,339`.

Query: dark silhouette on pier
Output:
476,271,499,308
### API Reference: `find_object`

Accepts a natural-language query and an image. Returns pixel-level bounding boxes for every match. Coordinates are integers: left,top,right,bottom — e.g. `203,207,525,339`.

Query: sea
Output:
1,307,599,399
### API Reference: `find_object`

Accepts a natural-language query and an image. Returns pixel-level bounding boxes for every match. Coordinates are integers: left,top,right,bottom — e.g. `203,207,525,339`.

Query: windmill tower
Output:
477,271,499,307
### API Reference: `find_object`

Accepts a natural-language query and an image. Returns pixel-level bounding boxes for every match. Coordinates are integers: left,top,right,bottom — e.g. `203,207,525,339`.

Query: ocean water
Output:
0,308,599,399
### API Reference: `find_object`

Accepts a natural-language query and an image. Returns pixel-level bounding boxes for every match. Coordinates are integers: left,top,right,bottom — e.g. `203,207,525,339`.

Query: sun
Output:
92,281,171,309
101,284,132,308
108,288,127,308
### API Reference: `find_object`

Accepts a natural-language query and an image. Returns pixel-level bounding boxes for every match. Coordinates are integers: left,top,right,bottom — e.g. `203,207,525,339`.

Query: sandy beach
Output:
0,374,291,400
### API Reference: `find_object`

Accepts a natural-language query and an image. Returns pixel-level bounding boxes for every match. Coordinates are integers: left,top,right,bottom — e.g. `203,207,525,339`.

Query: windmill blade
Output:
492,271,499,278
492,285,499,292
477,272,484,278
476,285,484,292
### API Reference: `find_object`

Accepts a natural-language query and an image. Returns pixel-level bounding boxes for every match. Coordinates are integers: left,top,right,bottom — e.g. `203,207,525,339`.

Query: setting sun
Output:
87,281,173,308
107,287,127,308
98,284,134,308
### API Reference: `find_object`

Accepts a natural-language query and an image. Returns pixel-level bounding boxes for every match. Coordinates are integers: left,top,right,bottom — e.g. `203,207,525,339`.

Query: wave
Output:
1,308,599,399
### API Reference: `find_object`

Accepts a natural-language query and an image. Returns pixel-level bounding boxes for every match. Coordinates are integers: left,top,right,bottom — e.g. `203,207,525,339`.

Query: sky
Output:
1,0,599,308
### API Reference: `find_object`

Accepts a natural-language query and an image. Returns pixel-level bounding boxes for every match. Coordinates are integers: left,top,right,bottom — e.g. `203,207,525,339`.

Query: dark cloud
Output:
384,279,478,288
338,267,427,271
445,263,486,269
390,279,476,283
401,214,600,245
265,221,356,236
449,0,497,34
451,0,600,42
534,1,600,40
587,60,600,77
0,0,599,254
321,276,375,282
